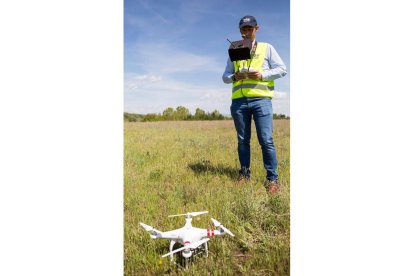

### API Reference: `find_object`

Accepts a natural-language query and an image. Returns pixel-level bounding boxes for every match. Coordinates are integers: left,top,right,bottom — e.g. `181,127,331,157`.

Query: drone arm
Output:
161,238,210,258
139,222,163,239
204,228,226,237
211,218,235,237
168,211,208,218
162,245,187,258
214,229,226,236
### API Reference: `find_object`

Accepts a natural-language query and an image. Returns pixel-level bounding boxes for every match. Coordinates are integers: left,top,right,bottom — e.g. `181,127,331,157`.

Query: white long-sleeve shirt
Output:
222,42,287,84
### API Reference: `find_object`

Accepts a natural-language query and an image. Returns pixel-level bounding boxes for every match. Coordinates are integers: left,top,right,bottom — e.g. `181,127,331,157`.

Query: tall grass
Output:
124,120,290,275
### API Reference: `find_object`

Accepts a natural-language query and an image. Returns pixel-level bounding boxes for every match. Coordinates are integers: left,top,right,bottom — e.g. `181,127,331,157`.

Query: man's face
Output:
240,25,258,40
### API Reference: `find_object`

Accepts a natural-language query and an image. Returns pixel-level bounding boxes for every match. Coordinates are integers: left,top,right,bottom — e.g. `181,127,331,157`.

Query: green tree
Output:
124,112,144,122
273,113,289,120
175,106,190,120
194,108,206,120
162,107,174,120
142,113,161,122
210,110,223,120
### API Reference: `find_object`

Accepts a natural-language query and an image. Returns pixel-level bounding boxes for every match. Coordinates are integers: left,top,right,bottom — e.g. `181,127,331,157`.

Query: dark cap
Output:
239,15,257,28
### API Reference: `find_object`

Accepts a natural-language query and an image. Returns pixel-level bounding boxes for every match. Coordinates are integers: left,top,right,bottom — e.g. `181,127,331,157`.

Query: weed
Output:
124,120,290,275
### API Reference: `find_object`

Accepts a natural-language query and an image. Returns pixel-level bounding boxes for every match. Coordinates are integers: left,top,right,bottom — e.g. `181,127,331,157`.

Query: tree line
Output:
124,106,289,122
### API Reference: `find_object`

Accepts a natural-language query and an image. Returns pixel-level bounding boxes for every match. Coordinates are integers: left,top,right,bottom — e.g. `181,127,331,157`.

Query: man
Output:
222,15,287,194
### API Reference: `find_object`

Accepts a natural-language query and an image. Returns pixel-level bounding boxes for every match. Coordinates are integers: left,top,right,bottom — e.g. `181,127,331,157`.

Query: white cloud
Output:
124,0,290,117
275,91,288,98
124,73,290,116
133,74,162,82
124,74,162,91
273,91,290,115
129,42,224,75
125,73,230,114
124,41,289,116
124,41,231,114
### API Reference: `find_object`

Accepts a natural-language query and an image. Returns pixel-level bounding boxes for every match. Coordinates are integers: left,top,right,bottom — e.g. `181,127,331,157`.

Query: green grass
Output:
124,120,290,275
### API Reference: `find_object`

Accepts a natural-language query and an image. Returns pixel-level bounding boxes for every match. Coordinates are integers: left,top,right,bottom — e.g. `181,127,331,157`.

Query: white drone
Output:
140,211,234,263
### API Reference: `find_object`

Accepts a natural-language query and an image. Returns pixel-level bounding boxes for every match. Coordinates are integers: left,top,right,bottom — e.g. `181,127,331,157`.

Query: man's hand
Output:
234,71,247,81
234,71,262,81
234,72,262,80
247,71,262,80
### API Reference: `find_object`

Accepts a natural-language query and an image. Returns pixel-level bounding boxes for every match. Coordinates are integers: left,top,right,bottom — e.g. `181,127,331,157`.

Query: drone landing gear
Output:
169,241,176,262
172,245,207,268
204,241,208,258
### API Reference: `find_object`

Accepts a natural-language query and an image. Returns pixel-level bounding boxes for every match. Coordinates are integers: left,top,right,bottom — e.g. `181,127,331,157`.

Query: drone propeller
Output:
139,222,162,239
139,222,153,231
211,218,235,237
168,211,208,218
162,238,210,258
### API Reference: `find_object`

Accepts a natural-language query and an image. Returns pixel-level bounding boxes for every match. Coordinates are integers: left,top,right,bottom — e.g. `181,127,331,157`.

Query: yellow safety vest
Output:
232,42,274,99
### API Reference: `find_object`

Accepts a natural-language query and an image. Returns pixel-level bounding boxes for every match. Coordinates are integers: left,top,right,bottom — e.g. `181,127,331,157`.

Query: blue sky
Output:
124,0,290,115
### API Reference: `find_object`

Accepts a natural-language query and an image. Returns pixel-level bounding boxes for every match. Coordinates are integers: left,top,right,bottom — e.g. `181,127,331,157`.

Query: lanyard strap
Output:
247,40,258,71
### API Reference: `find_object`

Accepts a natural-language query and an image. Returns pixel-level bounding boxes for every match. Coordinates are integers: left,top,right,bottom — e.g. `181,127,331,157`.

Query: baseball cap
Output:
239,15,257,28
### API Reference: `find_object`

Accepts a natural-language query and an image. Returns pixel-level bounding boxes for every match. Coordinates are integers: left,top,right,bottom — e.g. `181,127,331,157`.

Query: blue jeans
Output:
230,97,278,181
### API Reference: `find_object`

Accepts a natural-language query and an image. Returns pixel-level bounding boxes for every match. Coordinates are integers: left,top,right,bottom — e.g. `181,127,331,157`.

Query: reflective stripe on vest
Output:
231,42,275,99
232,83,274,92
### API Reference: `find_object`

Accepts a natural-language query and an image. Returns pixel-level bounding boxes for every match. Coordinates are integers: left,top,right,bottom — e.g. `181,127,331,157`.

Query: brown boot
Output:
264,179,280,195
237,174,250,184
236,167,250,184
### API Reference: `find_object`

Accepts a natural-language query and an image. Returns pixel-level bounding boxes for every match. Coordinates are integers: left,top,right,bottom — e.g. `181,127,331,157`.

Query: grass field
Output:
124,120,290,275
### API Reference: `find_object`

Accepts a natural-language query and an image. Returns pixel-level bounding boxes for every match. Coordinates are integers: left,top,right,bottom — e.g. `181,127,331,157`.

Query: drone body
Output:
140,211,234,264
